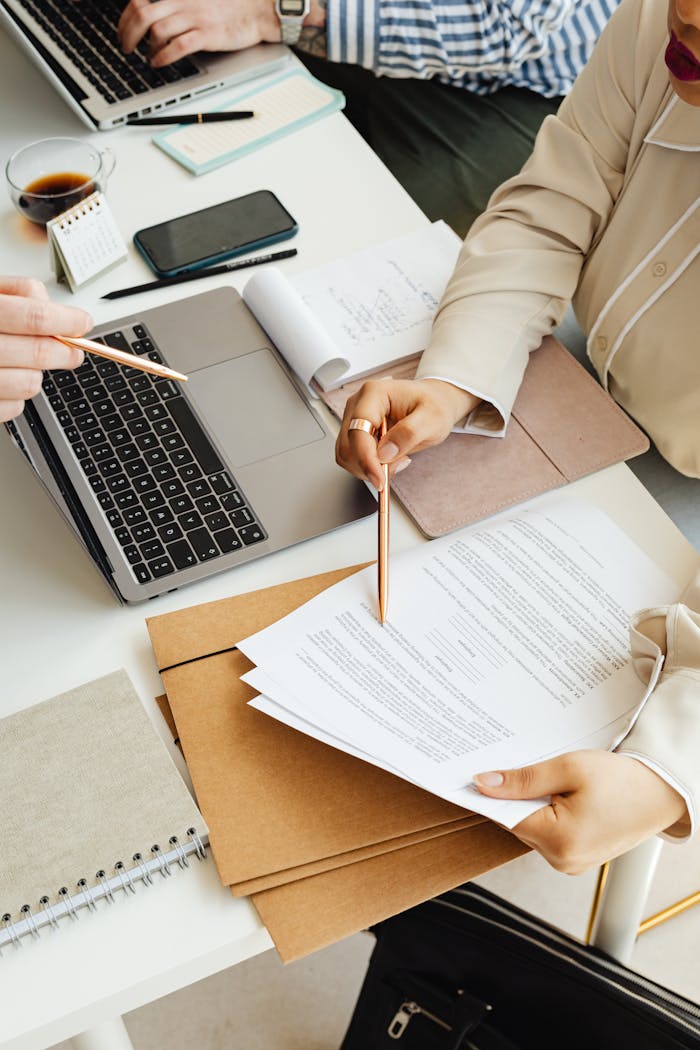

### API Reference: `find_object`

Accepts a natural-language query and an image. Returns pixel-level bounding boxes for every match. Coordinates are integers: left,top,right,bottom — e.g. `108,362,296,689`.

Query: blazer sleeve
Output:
616,570,700,841
416,0,649,432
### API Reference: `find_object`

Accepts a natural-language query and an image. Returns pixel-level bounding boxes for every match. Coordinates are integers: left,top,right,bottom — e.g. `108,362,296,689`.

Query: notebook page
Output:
0,670,203,919
161,72,341,169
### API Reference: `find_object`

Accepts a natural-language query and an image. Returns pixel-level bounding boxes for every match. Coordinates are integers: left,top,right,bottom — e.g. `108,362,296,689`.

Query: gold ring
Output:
348,417,376,435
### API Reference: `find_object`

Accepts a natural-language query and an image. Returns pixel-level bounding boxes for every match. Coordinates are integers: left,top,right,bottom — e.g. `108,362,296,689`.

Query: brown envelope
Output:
147,567,525,958
252,821,527,962
321,335,649,538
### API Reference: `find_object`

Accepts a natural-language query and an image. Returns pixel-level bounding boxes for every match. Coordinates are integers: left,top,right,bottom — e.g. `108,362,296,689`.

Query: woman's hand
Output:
0,276,91,423
336,377,480,490
118,0,281,67
474,750,688,874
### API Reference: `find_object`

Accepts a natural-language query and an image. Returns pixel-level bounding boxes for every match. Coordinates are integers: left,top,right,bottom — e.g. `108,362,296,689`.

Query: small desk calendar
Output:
47,191,128,292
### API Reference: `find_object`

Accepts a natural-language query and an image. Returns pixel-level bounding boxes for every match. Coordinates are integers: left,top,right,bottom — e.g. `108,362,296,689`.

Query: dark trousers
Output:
298,52,562,238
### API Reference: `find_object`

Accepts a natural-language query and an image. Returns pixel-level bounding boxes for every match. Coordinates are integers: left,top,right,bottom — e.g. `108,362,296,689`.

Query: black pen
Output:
126,111,255,126
101,248,298,300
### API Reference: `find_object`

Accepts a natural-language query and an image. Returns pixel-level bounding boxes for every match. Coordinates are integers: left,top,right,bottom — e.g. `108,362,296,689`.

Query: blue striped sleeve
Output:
327,0,619,97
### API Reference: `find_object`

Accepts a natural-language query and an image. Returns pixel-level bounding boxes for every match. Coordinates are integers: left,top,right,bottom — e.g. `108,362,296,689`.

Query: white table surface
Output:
0,25,698,1050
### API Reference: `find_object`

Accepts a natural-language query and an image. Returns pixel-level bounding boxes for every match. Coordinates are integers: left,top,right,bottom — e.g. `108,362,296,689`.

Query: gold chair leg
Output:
585,861,610,943
638,888,700,935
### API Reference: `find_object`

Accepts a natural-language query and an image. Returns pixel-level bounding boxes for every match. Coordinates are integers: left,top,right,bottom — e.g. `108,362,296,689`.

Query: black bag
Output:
340,883,700,1050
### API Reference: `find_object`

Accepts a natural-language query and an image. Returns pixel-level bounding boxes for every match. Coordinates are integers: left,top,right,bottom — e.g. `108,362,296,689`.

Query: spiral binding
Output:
0,827,207,954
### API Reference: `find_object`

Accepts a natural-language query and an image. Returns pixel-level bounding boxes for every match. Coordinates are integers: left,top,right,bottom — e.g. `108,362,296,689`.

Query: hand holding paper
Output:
238,498,678,830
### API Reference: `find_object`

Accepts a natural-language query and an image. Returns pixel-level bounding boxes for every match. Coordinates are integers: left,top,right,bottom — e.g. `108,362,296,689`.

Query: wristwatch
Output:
275,0,310,45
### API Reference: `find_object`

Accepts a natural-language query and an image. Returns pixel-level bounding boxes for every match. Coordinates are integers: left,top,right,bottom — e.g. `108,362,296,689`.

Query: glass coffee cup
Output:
5,137,115,226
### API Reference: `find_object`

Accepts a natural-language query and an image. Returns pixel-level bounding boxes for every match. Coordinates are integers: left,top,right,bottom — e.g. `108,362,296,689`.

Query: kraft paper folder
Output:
322,335,649,538
147,568,526,961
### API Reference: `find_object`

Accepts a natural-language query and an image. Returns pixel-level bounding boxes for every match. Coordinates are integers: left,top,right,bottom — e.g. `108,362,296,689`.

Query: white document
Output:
238,499,677,828
242,220,461,395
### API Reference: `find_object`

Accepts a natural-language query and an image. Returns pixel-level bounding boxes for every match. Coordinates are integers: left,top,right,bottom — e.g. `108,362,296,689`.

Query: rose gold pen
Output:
378,417,390,623
55,335,188,384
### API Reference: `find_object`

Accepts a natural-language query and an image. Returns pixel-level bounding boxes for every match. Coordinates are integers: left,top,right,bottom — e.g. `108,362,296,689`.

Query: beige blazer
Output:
417,0,700,836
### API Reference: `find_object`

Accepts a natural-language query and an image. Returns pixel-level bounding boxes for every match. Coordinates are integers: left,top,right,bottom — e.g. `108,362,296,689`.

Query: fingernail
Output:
394,457,411,475
378,440,398,463
74,350,85,366
474,772,504,788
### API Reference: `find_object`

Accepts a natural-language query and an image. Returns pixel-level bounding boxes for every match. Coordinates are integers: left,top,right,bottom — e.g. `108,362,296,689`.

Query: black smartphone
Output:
133,189,298,277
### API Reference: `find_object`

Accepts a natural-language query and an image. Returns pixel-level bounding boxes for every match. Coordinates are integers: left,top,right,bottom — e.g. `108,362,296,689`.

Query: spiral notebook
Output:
0,669,206,952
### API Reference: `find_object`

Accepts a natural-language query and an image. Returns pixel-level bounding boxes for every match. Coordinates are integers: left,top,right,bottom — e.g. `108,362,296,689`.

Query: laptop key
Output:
170,495,193,515
168,398,224,475
91,443,112,462
205,512,228,532
101,413,122,433
137,390,159,407
187,478,211,499
148,557,175,579
70,399,91,416
151,507,174,526
144,448,168,467
132,522,156,543
73,441,89,460
129,418,151,437
209,471,234,495
104,375,127,392
170,448,194,467
123,507,147,527
215,528,242,554
48,394,64,412
115,526,131,546
145,404,168,421
81,458,97,477
85,383,108,403
99,459,122,479
75,412,98,432
116,443,140,462
230,507,254,529
142,490,165,510
159,522,182,543
84,428,107,447
132,563,151,584
166,539,197,569
110,428,131,446
128,374,151,392
64,426,80,445
178,510,203,532
195,494,220,516
140,539,165,561
103,331,131,353
238,524,266,546
120,404,143,423
57,410,72,428
90,476,107,494
188,528,220,562
124,545,141,566
125,458,149,478
109,475,132,496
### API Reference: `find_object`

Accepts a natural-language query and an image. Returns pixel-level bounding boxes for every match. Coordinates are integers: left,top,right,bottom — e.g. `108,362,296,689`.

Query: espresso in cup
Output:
19,171,96,224
6,137,115,226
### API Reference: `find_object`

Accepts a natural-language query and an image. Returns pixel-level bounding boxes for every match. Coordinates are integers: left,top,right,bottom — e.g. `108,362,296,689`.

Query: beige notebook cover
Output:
322,335,649,537
0,670,204,931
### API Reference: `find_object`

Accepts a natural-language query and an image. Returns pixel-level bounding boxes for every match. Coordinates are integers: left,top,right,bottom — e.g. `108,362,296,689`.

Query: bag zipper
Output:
439,890,700,1035
388,999,453,1039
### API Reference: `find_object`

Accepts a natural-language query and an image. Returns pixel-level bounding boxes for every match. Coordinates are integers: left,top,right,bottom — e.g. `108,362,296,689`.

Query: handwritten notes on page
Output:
242,221,461,395
238,498,677,828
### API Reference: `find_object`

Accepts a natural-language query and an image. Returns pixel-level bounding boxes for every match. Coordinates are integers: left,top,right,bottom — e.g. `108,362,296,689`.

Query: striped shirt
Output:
326,0,619,97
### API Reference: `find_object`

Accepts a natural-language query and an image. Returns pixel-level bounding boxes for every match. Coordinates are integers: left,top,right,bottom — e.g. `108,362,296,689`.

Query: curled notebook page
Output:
243,268,347,396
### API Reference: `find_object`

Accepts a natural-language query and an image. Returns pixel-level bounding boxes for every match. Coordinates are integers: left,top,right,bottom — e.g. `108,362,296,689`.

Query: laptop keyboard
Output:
17,0,199,104
41,324,266,587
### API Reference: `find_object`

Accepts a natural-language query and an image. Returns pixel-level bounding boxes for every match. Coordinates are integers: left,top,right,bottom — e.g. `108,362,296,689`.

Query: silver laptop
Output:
6,287,376,603
0,0,289,129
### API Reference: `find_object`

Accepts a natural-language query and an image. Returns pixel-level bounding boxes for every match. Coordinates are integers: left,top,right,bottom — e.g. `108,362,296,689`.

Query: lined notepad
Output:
47,191,127,293
154,70,344,175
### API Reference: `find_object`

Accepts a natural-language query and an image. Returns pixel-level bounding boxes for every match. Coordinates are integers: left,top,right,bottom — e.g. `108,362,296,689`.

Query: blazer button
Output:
653,261,667,276
595,335,608,352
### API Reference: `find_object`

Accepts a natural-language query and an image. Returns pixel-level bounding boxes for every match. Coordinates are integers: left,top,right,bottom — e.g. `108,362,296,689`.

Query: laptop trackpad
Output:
187,350,324,468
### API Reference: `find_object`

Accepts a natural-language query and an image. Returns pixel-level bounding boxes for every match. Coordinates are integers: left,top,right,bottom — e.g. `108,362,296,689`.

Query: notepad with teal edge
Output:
153,70,345,175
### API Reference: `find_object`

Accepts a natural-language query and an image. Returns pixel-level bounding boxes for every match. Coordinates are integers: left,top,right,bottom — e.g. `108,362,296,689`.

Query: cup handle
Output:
99,146,116,187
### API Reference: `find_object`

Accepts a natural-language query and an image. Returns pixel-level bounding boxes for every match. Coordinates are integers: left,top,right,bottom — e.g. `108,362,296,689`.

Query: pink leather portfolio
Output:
322,335,649,538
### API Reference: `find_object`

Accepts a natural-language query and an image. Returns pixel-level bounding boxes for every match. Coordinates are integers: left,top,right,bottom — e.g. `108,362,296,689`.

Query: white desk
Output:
0,26,697,1050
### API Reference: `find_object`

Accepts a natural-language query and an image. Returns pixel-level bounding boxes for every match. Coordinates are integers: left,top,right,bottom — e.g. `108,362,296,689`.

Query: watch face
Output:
278,0,306,14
